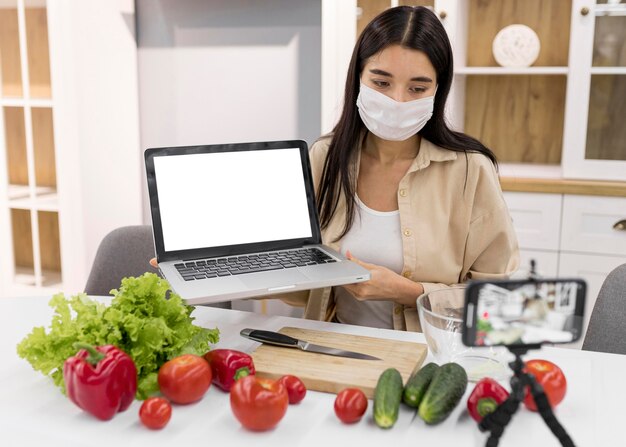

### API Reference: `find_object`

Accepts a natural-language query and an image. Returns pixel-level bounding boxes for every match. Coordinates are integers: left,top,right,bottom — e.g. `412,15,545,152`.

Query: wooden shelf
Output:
500,177,626,197
14,266,62,288
594,3,626,16
0,97,53,107
8,194,58,211
467,0,571,68
464,75,567,164
459,0,572,167
7,184,58,211
590,67,626,75
8,183,54,197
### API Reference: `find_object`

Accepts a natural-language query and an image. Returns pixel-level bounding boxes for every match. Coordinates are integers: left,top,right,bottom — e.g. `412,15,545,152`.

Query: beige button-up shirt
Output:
277,135,520,332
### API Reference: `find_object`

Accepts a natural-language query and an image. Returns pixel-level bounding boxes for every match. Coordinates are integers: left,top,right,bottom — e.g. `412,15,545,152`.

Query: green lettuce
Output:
16,272,220,399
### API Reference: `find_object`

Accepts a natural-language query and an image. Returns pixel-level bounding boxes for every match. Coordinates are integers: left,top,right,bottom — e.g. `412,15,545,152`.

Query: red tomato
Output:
523,359,567,412
230,375,289,431
334,388,368,424
278,375,307,404
157,354,212,404
139,397,172,429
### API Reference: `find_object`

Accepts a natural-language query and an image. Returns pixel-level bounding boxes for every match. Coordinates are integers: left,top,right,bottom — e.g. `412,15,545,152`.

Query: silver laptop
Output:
144,140,370,305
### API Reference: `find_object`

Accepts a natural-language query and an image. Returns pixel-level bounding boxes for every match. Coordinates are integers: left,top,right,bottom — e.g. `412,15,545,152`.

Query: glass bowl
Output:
417,286,511,382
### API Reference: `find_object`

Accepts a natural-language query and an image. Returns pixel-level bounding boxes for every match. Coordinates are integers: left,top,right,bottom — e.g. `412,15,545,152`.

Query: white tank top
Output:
335,194,404,329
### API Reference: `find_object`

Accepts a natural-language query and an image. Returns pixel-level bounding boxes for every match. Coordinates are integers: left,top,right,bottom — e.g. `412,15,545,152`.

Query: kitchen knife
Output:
240,328,382,361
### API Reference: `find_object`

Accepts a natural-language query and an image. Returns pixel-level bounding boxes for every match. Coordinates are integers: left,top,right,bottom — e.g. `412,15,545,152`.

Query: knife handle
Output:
240,329,300,348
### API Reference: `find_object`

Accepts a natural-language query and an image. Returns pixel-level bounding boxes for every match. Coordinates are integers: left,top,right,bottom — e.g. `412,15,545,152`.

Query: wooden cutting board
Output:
250,327,428,398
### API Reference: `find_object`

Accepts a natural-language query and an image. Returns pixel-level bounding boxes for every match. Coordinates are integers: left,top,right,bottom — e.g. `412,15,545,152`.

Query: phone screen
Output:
463,279,586,347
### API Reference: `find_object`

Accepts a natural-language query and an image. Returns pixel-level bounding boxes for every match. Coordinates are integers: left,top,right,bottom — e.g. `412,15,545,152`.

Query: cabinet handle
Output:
614,219,626,231
580,7,590,16
439,10,447,19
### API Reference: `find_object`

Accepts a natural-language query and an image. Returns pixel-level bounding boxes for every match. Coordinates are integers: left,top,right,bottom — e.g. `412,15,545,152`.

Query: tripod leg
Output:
479,396,521,447
528,380,576,447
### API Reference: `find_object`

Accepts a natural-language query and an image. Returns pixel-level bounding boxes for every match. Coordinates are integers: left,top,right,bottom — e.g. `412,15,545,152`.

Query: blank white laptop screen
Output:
153,148,313,252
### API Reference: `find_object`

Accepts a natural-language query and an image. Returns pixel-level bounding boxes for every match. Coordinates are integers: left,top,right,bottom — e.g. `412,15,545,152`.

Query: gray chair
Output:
85,225,230,309
582,263,626,355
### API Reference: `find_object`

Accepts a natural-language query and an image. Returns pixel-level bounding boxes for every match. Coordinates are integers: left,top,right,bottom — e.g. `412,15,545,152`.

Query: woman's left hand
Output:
342,251,419,302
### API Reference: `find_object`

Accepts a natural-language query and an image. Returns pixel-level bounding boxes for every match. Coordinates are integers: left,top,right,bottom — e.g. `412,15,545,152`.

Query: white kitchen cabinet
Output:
504,192,626,348
561,0,626,181
0,0,142,297
503,192,562,251
558,194,626,348
513,249,560,280
560,194,626,257
558,252,626,349
503,191,562,279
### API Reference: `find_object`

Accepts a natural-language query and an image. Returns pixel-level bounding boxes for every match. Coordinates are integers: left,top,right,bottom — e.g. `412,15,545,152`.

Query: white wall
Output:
136,0,321,207
48,1,143,294
136,0,320,316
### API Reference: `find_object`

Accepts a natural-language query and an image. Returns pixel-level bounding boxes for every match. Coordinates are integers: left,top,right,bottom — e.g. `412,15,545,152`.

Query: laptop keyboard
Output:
174,247,336,281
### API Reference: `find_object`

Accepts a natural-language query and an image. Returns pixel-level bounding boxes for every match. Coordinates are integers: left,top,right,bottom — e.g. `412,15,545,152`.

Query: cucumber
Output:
402,362,439,408
373,368,404,429
418,362,468,425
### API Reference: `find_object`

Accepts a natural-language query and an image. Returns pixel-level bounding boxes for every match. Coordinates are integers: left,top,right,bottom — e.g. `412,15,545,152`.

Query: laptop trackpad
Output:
240,269,309,290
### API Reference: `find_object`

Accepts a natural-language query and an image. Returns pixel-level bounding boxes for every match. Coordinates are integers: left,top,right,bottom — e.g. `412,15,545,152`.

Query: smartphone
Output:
462,278,586,348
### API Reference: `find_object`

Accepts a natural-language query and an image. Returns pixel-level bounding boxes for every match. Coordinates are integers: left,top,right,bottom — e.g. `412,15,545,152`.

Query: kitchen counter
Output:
1,296,622,446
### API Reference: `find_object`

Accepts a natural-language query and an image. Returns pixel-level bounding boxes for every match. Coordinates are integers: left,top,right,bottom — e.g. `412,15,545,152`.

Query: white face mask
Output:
356,82,436,141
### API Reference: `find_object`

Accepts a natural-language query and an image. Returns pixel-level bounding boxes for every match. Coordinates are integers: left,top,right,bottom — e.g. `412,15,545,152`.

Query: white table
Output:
1,296,622,446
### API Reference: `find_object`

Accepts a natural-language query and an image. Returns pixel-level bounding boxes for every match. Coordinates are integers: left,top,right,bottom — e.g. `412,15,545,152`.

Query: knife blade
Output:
240,328,382,361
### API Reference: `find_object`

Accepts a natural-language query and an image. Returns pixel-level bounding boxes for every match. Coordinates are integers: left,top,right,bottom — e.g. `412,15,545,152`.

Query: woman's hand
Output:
342,251,400,300
342,251,424,307
150,257,158,268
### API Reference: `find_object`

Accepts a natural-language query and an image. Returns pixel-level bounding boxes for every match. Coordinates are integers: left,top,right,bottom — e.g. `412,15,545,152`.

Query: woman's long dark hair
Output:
317,6,497,241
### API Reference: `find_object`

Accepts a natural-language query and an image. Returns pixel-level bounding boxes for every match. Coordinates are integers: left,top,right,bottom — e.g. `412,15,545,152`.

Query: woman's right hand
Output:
150,257,158,268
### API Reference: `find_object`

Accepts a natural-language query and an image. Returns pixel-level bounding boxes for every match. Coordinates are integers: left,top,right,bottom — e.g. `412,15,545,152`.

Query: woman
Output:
277,5,519,331
151,6,519,331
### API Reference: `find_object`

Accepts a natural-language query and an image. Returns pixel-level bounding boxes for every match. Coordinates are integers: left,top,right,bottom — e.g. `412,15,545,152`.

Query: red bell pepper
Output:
467,377,509,423
63,343,137,421
203,349,255,391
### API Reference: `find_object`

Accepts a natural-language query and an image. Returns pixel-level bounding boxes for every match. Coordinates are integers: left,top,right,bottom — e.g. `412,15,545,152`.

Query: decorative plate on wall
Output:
492,24,541,68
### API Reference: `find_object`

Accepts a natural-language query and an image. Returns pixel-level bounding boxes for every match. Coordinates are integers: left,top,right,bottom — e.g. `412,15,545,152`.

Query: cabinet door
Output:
562,0,626,180
560,194,626,256
558,252,626,350
503,192,562,251
511,249,559,280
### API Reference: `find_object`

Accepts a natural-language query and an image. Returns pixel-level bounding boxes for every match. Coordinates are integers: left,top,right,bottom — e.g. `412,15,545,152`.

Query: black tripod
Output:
478,346,575,447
